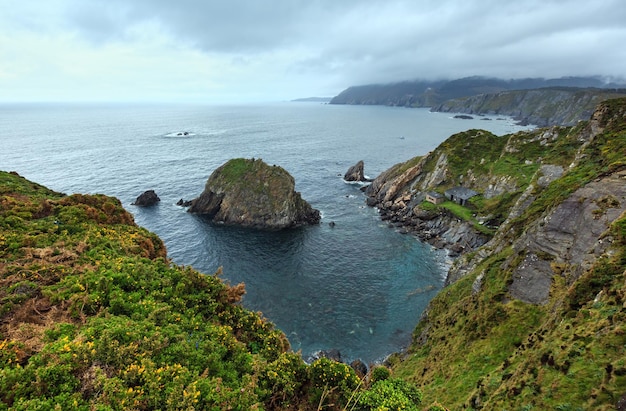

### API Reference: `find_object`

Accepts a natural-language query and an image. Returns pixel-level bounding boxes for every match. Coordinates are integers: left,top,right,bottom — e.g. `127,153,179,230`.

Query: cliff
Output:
188,158,320,229
330,76,625,108
431,87,626,126
381,98,626,409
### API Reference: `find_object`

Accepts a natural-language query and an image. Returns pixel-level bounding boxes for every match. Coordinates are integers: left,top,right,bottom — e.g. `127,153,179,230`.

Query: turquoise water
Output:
0,102,531,362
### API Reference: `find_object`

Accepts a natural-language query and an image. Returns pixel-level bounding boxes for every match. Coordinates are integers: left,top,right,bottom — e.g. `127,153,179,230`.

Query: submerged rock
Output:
318,349,342,362
188,158,320,229
176,198,193,207
132,190,160,207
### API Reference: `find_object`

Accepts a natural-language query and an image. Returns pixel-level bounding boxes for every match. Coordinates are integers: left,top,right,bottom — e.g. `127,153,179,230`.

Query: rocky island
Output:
188,158,321,229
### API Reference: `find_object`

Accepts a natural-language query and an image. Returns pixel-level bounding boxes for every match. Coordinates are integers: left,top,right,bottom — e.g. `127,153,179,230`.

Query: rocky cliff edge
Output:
363,99,626,260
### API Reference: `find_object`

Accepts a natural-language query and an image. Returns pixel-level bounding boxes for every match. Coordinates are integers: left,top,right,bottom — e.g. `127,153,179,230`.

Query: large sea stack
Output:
343,160,367,182
188,158,320,229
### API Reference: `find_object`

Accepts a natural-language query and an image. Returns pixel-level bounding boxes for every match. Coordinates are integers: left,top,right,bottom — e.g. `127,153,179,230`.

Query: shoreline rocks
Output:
362,156,489,256
374,197,489,256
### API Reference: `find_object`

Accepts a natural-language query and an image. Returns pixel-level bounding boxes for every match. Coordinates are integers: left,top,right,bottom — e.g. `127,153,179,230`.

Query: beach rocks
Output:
132,190,160,206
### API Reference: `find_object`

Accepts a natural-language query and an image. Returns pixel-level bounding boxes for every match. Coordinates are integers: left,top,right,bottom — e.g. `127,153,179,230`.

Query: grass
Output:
421,200,494,236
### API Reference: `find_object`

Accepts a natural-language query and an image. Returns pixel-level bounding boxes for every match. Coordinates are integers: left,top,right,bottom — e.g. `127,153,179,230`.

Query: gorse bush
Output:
370,365,392,383
357,378,423,411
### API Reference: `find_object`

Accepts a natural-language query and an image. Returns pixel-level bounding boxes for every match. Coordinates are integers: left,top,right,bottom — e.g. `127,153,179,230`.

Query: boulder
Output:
132,190,160,207
350,359,368,378
176,198,193,207
344,160,366,182
188,158,320,229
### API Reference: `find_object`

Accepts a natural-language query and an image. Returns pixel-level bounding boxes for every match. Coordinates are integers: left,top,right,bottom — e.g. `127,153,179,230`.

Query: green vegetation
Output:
0,171,430,410
211,158,291,194
392,98,626,409
418,200,493,235
410,122,602,236
438,201,493,235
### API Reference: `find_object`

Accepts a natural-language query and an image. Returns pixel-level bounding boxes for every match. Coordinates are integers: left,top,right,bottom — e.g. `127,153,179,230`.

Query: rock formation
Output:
188,158,320,229
344,160,367,182
363,98,626,260
131,190,160,206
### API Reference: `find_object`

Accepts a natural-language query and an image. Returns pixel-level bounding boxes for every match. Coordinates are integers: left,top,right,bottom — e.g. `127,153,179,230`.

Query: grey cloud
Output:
62,0,626,81
2,0,624,103
66,0,357,51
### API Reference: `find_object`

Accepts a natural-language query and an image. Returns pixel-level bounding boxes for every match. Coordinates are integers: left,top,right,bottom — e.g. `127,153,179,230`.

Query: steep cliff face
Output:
188,158,320,229
364,121,588,255
432,87,626,126
389,98,626,409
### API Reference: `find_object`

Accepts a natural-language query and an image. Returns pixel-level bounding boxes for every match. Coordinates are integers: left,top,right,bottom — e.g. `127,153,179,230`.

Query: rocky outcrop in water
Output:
344,160,367,182
188,158,320,229
131,190,160,206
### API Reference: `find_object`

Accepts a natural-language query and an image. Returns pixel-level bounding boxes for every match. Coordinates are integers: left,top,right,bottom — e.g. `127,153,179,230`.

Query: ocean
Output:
0,102,531,363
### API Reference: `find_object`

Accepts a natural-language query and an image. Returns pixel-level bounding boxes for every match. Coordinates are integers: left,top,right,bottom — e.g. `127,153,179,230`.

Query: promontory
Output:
188,158,321,229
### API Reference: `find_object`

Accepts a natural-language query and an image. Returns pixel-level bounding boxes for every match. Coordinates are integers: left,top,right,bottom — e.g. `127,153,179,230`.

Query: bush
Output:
357,378,423,411
370,365,391,383
258,352,307,406
308,357,361,408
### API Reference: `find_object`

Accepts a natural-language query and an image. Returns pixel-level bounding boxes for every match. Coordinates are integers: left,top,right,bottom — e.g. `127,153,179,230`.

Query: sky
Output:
1,0,625,103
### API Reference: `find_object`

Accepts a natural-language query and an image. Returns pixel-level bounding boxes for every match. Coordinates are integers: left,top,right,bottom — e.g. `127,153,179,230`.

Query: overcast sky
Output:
1,0,624,103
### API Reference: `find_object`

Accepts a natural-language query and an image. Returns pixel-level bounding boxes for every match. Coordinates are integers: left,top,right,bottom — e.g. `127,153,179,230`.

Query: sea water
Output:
0,102,531,362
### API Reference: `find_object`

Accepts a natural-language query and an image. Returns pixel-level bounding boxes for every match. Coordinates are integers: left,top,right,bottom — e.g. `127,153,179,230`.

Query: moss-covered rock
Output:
188,158,320,229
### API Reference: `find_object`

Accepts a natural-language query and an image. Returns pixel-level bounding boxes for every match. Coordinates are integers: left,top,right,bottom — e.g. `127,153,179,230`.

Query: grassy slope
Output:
391,98,626,410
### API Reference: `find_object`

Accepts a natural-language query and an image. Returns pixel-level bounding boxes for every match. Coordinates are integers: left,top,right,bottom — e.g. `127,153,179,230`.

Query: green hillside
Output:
388,98,626,410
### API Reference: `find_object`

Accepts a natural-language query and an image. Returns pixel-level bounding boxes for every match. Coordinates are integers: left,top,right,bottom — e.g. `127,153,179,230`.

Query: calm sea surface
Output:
0,102,531,362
